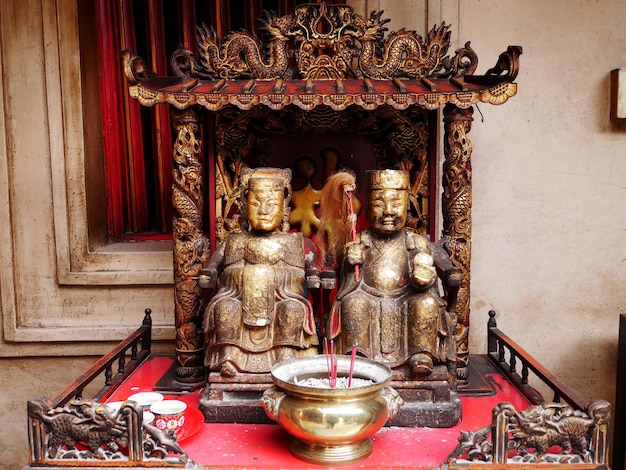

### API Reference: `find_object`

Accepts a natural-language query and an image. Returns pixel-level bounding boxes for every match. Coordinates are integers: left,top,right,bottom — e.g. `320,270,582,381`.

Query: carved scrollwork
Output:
484,46,523,82
121,49,154,85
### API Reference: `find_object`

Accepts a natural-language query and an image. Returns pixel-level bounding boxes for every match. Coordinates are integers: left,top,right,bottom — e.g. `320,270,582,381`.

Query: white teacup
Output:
105,401,155,424
150,399,187,432
104,401,124,413
143,411,155,426
127,391,164,411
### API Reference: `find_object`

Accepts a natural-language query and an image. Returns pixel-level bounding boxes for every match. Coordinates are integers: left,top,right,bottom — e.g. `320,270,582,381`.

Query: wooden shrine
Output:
121,2,521,389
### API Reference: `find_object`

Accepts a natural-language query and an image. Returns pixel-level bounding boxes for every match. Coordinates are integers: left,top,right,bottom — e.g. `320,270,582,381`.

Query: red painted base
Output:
106,355,532,469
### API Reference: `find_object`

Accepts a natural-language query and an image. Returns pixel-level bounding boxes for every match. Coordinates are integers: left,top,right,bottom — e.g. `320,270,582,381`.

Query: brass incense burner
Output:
260,355,403,465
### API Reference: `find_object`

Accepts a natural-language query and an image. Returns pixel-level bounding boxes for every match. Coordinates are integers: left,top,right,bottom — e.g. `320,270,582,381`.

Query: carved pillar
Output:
442,104,473,383
172,109,209,383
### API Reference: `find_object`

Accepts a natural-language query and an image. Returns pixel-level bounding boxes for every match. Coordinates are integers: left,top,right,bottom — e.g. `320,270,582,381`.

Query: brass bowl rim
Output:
270,354,391,397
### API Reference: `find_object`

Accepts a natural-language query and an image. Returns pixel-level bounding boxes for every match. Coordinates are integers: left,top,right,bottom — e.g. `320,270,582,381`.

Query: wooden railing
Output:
446,310,611,468
486,309,587,410
25,309,192,468
49,309,152,407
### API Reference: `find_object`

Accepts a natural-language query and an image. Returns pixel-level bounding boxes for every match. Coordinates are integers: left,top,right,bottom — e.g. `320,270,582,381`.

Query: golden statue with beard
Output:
328,169,455,379
201,167,319,377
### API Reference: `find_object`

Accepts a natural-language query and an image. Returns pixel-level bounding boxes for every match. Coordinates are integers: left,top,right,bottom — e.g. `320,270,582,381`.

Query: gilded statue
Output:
201,167,319,377
327,169,455,378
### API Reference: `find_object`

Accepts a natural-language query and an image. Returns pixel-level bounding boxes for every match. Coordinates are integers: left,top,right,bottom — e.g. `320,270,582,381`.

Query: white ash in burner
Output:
294,376,374,388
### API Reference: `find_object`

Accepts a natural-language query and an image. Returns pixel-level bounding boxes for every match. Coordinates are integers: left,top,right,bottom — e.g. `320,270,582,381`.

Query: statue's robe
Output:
328,228,455,369
204,231,318,373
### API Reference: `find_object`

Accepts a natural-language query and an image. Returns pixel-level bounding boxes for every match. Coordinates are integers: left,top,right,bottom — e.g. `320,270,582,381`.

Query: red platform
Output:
106,355,531,469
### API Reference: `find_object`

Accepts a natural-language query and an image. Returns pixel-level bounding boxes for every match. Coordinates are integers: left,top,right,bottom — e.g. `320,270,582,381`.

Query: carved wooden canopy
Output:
122,3,521,113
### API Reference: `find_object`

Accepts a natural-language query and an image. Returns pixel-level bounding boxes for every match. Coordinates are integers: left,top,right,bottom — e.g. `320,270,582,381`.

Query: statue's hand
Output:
198,268,218,289
305,267,321,289
412,252,437,286
344,242,366,266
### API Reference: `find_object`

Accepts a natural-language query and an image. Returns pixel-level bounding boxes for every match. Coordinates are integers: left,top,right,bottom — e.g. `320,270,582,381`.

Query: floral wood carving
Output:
211,105,432,243
170,3,478,81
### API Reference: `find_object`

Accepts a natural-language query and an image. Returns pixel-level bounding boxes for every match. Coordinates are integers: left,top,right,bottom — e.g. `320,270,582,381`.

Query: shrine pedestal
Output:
389,364,462,427
199,372,273,423
199,364,463,427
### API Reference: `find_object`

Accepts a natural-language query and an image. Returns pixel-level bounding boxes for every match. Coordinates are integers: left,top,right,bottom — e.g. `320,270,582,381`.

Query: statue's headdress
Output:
367,169,410,190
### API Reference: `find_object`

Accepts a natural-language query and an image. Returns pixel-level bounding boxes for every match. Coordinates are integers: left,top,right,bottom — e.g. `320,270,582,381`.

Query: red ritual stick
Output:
345,185,360,282
348,345,357,388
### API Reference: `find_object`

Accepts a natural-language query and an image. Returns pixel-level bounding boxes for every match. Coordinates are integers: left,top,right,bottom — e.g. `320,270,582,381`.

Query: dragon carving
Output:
172,110,210,383
448,400,611,465
28,399,133,459
171,3,477,81
442,104,474,381
354,11,452,79
28,399,190,464
501,401,609,462
190,10,296,80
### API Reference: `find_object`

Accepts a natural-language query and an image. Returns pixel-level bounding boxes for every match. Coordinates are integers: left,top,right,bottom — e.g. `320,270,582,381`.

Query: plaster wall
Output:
1,0,625,468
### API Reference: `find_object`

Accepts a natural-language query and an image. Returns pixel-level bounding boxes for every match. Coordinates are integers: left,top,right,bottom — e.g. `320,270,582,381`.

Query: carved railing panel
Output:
447,312,611,467
27,399,189,467
448,400,610,467
26,311,191,467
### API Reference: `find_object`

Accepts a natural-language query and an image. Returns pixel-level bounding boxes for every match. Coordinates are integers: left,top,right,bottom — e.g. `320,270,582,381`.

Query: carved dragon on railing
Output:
447,400,611,466
27,399,190,465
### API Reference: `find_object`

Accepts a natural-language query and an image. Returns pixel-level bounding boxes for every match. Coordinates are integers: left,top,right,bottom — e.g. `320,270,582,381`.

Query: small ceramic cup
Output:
150,399,187,432
104,401,124,414
105,401,155,424
142,411,155,426
127,391,164,411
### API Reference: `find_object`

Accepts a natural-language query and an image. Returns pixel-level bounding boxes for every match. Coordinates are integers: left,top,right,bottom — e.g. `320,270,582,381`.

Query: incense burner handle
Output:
260,385,286,421
381,386,404,420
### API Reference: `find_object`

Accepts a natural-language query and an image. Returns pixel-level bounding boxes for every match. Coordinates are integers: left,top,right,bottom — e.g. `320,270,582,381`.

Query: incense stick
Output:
345,185,360,282
329,340,337,388
348,345,357,388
